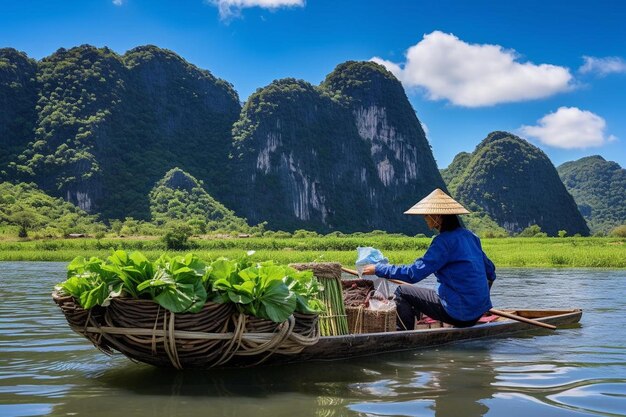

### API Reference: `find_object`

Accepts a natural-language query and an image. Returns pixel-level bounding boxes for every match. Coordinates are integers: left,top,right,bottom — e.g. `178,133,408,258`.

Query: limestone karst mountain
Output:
229,61,446,234
441,131,589,236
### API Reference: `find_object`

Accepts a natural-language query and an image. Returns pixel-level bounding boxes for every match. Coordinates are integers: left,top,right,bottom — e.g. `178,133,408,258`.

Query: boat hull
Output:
251,309,582,366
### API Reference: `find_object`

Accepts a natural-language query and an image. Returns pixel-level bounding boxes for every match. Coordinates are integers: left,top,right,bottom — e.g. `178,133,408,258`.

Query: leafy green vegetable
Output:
209,260,323,322
56,250,324,321
150,254,208,313
283,267,325,314
232,264,297,322
61,255,123,308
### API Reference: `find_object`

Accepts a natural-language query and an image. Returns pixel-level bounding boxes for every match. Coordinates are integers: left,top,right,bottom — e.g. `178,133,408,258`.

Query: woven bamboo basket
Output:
103,297,235,369
342,279,396,334
345,306,396,333
52,290,319,369
52,291,112,353
233,312,320,364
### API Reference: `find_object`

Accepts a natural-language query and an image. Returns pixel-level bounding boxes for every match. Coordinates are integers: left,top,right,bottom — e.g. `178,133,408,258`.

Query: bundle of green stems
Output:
317,277,348,336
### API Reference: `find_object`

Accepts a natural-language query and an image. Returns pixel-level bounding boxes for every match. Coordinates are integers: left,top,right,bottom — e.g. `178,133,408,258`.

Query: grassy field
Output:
0,236,624,268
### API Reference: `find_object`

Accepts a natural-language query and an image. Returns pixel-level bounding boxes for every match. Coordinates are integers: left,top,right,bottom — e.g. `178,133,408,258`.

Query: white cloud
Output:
520,107,617,149
208,0,304,19
371,31,573,107
579,56,626,76
112,0,124,5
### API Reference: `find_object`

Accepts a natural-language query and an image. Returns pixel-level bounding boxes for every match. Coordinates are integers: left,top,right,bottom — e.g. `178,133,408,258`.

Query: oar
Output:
487,308,555,330
340,266,556,330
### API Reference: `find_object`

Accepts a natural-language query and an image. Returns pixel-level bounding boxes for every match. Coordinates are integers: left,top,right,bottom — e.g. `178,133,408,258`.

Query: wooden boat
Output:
54,282,581,368
56,300,582,369
243,308,583,366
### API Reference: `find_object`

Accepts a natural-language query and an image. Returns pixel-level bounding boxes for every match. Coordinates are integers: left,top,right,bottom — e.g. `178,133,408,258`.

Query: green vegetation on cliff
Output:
440,152,471,196
6,45,607,239
0,49,38,175
2,49,448,235
557,156,626,234
1,45,241,221
232,78,364,232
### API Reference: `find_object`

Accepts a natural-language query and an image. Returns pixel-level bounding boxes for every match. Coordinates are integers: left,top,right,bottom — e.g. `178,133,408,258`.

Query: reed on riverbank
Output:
0,236,624,268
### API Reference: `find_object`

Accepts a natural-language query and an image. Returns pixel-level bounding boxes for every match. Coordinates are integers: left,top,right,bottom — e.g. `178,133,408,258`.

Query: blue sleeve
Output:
375,236,449,284
483,251,496,281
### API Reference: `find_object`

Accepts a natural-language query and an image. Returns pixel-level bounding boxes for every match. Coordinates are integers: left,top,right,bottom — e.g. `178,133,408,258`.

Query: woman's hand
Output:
362,264,377,276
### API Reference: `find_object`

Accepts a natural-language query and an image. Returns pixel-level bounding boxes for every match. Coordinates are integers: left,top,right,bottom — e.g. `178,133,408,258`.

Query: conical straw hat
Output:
404,188,470,215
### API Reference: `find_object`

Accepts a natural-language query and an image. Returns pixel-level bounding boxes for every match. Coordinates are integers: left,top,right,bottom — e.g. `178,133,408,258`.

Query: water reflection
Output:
47,362,360,417
346,346,497,417
42,345,501,417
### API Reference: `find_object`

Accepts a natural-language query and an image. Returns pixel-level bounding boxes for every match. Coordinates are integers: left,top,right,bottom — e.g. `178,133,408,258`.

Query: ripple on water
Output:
348,399,436,417
0,384,74,398
494,361,626,391
548,382,626,416
486,393,598,417
348,379,399,397
494,363,577,388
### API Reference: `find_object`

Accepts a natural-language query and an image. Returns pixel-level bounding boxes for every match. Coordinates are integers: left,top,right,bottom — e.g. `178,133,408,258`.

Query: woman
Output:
362,189,496,330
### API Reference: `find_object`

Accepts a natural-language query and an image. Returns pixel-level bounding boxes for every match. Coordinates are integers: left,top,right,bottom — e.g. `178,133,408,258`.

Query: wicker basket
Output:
345,305,396,333
52,291,112,353
342,279,396,334
52,290,319,369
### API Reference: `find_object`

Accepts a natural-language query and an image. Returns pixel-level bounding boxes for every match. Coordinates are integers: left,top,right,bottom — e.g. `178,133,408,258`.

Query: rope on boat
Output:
67,310,319,369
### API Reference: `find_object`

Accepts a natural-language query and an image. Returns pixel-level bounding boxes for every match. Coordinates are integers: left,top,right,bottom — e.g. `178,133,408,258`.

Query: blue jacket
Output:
375,228,496,321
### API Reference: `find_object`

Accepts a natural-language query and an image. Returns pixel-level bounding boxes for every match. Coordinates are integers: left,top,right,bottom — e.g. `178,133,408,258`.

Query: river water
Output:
0,262,624,417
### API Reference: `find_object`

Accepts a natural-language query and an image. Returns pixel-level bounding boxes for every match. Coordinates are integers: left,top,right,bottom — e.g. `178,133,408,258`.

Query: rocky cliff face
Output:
230,62,446,233
557,156,626,234
2,45,240,220
2,48,447,233
444,131,589,236
0,48,38,174
31,46,127,214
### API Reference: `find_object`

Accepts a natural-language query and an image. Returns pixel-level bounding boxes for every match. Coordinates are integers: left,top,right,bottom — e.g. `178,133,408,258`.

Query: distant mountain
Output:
557,156,626,234
229,61,446,234
149,168,250,232
0,45,240,220
443,131,589,236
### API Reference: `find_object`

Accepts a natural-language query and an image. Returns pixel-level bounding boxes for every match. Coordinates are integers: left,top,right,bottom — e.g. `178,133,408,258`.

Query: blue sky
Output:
2,0,625,168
